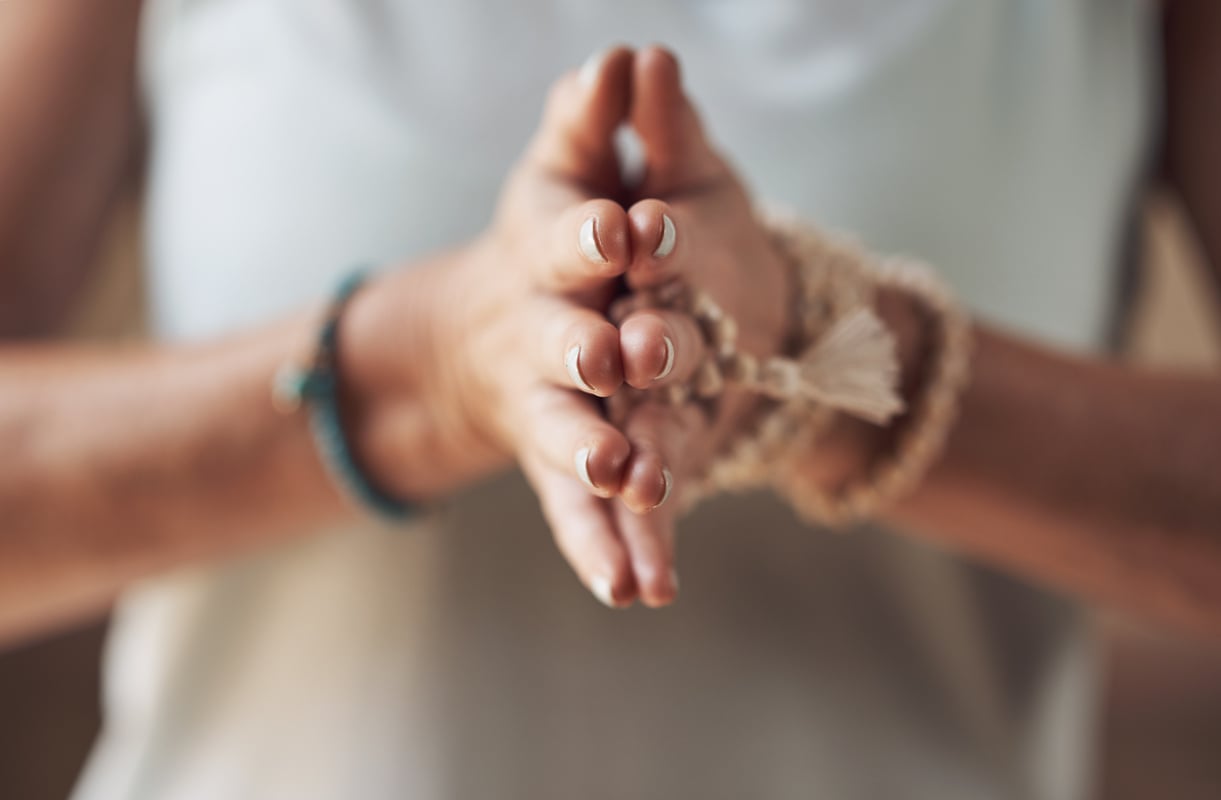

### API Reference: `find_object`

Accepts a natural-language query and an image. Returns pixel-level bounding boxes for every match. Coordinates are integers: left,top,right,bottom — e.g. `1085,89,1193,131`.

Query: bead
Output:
624,207,970,531
694,361,724,397
666,384,691,406
721,352,758,385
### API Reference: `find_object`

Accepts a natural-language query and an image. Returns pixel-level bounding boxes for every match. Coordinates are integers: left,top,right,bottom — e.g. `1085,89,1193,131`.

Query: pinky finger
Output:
520,454,638,609
613,499,679,609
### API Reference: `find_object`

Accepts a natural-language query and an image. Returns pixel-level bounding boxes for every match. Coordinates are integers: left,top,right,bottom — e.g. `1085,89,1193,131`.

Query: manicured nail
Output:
574,446,613,498
566,345,597,393
578,216,608,264
652,467,674,510
579,49,608,88
591,574,616,608
653,213,676,258
656,335,675,381
575,446,594,489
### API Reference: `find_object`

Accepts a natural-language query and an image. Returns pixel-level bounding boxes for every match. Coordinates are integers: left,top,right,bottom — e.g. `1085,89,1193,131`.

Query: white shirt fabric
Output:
75,1,1156,798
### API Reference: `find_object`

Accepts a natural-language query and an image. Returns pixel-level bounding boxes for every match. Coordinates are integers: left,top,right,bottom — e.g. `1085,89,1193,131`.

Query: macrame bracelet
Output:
272,270,415,524
610,208,972,527
767,213,973,525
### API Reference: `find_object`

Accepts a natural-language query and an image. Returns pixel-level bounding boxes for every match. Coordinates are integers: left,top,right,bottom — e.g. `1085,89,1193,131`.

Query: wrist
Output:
337,258,508,502
271,271,417,520
792,288,932,496
737,230,795,362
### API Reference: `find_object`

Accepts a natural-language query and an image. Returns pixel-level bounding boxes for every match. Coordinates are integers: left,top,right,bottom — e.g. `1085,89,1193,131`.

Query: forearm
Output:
0,257,508,646
877,327,1221,635
0,0,144,336
0,318,349,643
907,0,1221,633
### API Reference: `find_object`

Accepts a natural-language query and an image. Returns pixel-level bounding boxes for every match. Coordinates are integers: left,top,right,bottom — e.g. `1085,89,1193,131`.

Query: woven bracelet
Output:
273,270,415,524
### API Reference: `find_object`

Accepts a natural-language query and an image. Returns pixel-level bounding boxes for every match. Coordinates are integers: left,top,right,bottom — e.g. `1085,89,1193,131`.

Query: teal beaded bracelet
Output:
273,270,415,523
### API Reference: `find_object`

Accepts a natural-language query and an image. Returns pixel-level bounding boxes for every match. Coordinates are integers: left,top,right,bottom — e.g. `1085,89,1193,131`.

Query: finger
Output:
530,198,631,292
619,307,705,390
527,45,634,191
631,46,726,194
521,454,637,609
618,400,706,515
613,498,680,609
529,294,623,396
516,384,631,499
624,198,684,290
614,400,706,605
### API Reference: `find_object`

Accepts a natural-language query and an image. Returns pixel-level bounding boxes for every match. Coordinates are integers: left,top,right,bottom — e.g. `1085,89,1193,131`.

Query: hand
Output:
343,47,791,612
336,48,689,606
556,48,794,605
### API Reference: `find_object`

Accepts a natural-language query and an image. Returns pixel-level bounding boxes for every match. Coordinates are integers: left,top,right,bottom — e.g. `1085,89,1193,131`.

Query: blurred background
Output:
0,193,1217,799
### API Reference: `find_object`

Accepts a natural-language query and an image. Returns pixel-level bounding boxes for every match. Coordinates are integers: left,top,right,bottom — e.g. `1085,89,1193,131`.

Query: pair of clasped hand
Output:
342,47,790,608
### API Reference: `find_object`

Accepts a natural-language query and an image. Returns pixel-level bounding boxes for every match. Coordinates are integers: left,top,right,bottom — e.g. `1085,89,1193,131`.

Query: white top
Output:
76,1,1155,798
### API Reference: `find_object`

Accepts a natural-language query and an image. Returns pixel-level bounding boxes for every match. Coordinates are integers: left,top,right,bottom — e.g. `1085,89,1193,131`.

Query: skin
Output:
1,3,1220,645
0,0,143,338
0,41,693,641
592,46,1221,638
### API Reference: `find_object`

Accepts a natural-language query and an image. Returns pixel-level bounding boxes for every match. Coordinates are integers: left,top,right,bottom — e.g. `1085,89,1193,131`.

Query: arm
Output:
811,4,1221,637
868,325,1221,637
813,0,1221,630
808,5,1221,635
876,0,1218,634
0,238,595,646
614,47,1221,637
0,0,145,337
0,49,708,644
0,0,342,643
0,318,353,644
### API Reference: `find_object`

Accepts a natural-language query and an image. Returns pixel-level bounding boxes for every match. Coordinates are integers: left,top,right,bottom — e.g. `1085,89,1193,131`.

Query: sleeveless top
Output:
75,2,1155,798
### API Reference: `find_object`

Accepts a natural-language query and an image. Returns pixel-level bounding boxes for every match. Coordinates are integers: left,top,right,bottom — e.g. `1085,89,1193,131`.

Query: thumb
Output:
526,46,634,195
630,46,726,195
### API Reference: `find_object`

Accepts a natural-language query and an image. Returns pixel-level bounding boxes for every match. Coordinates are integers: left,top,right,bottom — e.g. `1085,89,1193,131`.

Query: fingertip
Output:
638,566,679,609
621,449,671,515
614,494,680,608
620,313,673,389
573,200,630,279
576,428,631,497
524,454,640,612
532,47,633,191
631,47,719,193
634,46,686,124
591,564,638,609
626,199,680,287
637,44,682,84
567,318,623,396
579,44,634,90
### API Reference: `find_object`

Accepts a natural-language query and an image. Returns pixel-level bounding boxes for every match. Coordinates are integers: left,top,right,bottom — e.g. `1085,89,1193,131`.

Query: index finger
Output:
530,198,631,293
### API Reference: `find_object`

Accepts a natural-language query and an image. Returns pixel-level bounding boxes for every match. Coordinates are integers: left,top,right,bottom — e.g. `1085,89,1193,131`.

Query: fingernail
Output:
653,213,676,258
579,49,608,88
566,345,597,393
669,568,680,594
591,574,616,608
656,336,675,381
651,467,674,510
578,216,608,264
574,446,613,498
